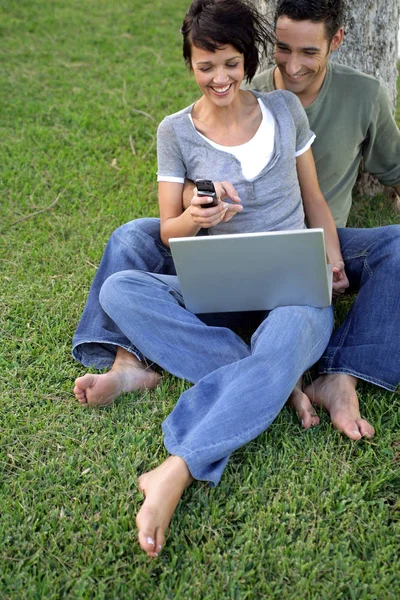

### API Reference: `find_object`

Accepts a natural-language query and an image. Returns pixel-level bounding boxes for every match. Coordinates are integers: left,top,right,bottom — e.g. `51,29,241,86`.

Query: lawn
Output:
1,1,399,598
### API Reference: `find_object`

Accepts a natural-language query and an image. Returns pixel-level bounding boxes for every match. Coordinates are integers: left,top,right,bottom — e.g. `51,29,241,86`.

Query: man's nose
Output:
286,54,302,75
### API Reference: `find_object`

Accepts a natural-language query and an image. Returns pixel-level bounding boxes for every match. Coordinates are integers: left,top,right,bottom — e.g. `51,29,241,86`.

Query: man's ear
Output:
330,27,344,52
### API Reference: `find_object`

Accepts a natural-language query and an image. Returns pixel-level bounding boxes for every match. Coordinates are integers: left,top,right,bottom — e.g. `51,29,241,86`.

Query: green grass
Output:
1,1,399,598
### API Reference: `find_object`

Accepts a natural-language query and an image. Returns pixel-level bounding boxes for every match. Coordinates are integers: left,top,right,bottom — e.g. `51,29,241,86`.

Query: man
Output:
246,0,400,440
72,0,400,441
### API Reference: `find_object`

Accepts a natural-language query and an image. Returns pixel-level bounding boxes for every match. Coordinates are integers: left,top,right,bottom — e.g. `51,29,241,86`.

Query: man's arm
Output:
363,83,400,191
296,149,349,295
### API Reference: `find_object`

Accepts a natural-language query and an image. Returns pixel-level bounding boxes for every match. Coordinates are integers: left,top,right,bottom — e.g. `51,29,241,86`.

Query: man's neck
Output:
273,66,326,108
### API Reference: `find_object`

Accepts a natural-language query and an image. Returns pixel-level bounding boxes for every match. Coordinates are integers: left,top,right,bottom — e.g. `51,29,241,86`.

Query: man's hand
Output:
331,261,349,297
184,180,243,228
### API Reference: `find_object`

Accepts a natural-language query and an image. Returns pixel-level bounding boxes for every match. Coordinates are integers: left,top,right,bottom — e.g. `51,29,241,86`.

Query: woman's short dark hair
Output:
181,0,275,82
275,0,345,44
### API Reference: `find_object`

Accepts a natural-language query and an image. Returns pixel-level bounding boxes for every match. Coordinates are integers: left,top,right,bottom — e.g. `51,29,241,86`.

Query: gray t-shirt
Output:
157,90,314,234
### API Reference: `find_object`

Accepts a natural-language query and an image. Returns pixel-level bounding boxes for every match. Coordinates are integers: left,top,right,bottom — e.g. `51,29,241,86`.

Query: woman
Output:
74,0,348,557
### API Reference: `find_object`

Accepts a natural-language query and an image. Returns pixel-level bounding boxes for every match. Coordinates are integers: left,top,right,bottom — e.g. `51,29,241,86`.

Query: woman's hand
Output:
332,260,349,297
189,181,243,228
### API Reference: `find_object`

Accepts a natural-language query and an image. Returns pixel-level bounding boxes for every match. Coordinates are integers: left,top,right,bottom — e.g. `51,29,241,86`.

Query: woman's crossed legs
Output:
93,270,333,556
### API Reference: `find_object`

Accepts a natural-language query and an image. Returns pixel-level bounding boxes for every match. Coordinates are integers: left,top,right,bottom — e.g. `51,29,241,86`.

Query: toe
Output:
136,502,159,554
300,413,312,429
138,529,157,556
296,404,319,429
341,422,362,441
357,419,375,438
154,526,165,555
73,385,87,403
75,373,96,389
300,411,319,429
309,413,320,427
137,509,160,557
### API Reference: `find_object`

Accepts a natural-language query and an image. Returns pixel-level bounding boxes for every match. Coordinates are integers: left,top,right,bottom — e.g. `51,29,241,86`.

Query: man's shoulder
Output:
246,66,276,93
328,61,382,96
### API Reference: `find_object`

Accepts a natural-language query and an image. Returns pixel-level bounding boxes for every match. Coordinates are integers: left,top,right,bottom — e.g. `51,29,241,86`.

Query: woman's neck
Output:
191,90,261,147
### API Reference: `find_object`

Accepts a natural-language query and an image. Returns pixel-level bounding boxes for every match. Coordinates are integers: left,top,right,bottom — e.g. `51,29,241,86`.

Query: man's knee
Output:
367,225,400,271
338,225,400,261
383,225,400,257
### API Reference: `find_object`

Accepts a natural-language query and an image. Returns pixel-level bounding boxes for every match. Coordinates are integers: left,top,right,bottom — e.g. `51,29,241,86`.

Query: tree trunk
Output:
251,0,400,201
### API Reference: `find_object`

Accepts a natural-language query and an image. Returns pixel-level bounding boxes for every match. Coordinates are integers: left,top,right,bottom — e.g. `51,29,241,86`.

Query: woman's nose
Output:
212,67,229,84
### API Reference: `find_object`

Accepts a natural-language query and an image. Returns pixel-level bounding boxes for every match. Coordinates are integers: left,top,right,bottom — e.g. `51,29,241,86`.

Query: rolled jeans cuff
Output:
318,363,398,392
72,339,144,370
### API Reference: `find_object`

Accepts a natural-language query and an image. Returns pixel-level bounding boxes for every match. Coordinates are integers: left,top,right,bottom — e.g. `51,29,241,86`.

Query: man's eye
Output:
276,46,289,53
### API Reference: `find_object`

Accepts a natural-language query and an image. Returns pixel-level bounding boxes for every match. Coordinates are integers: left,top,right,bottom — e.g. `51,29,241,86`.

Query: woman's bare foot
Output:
287,377,320,429
74,347,160,406
136,456,193,558
304,374,375,440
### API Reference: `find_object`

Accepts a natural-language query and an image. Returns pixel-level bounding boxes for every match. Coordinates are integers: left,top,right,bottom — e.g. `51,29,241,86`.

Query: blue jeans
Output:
73,219,176,369
320,225,400,390
97,269,333,485
72,218,400,392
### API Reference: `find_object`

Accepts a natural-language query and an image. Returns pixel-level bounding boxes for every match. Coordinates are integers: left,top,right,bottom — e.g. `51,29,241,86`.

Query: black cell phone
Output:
195,179,218,208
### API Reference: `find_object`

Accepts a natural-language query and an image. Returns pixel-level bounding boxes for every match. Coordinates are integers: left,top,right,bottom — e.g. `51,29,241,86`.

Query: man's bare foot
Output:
304,374,375,440
287,377,320,429
74,347,160,406
136,456,193,558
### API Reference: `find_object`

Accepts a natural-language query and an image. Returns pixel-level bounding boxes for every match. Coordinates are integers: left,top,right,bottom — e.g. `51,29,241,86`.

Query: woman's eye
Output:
226,63,239,68
199,67,211,72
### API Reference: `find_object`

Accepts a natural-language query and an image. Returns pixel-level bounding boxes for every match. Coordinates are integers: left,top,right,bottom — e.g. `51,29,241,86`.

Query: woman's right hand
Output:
189,181,243,228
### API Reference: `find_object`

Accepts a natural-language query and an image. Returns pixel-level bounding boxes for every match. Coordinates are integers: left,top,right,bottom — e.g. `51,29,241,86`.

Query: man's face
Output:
274,17,333,97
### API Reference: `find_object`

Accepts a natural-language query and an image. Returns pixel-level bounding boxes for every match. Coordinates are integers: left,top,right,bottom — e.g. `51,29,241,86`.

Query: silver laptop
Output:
169,229,333,313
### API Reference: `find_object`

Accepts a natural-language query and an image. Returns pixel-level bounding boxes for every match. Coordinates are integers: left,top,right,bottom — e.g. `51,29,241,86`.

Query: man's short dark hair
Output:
181,0,275,82
275,0,344,43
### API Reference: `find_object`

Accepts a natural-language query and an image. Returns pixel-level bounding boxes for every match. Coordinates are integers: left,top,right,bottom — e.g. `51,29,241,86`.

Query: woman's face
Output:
190,43,245,106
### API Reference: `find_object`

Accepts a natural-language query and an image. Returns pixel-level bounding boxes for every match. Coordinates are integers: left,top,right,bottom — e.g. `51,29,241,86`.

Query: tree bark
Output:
251,0,400,201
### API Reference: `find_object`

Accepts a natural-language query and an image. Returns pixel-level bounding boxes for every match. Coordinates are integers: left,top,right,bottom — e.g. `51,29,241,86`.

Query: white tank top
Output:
189,99,274,180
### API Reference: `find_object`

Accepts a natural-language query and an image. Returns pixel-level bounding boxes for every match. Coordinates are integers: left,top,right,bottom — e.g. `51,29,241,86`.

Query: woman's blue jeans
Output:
97,269,333,486
72,218,400,392
72,218,400,484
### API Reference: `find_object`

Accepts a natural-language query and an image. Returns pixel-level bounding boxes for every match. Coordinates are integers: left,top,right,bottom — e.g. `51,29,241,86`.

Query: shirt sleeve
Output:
362,83,400,187
156,116,186,183
280,90,315,156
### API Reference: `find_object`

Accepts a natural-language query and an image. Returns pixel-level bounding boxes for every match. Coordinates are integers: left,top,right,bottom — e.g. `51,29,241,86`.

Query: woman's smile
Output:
209,83,233,95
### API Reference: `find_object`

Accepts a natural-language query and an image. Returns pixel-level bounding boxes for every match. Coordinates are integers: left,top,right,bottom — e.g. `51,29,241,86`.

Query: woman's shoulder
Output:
254,89,300,107
252,90,303,121
158,104,194,130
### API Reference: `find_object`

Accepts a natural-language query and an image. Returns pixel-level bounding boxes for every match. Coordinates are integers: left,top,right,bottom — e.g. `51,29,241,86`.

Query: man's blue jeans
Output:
72,218,400,392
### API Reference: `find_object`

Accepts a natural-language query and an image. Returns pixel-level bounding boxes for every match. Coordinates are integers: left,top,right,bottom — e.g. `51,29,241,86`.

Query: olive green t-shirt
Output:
249,62,400,227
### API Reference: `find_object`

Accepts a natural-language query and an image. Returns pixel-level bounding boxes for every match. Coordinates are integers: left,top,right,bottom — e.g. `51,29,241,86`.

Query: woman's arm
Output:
296,148,349,294
158,181,231,246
